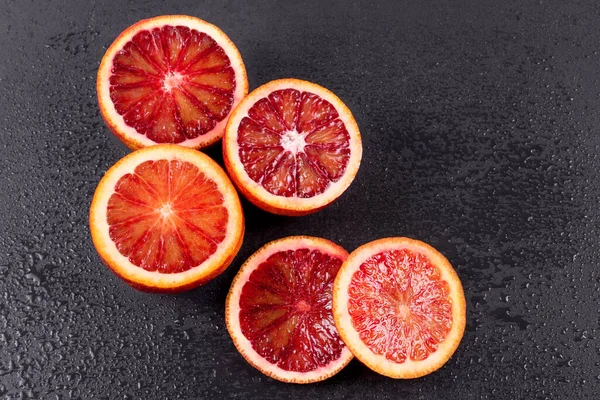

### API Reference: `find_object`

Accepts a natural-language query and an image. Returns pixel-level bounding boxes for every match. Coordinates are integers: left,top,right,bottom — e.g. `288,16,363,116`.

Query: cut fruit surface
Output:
223,79,362,216
226,236,354,383
90,145,244,292
333,237,466,379
97,15,248,149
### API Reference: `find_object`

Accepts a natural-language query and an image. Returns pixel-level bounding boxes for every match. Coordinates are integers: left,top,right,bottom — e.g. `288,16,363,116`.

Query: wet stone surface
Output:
1,0,600,398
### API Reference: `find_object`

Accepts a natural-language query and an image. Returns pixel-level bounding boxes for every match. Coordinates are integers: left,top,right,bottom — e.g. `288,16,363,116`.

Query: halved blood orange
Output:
97,15,248,149
223,79,362,216
333,237,466,379
225,236,354,383
89,145,244,293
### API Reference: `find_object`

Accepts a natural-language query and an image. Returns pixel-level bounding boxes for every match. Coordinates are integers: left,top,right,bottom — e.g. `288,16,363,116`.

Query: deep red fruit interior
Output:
107,159,228,273
348,249,453,363
237,89,351,198
109,25,236,143
239,248,346,373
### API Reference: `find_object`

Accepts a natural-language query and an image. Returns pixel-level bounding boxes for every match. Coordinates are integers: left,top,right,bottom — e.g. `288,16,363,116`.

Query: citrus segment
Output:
107,159,228,273
236,88,352,198
224,79,362,216
109,27,233,142
98,15,248,149
226,236,354,383
348,249,453,362
90,145,244,292
333,237,466,379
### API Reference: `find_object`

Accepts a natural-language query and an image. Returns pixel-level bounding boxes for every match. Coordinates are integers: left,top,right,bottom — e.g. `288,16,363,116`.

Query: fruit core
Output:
280,130,306,154
159,202,174,218
106,159,228,273
109,25,236,143
237,89,351,198
347,249,454,363
295,299,311,312
238,248,346,372
163,72,184,91
397,304,411,320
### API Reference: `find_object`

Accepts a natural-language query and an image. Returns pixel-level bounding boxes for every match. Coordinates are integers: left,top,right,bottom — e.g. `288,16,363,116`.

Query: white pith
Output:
333,238,466,379
97,15,248,148
163,72,183,92
158,202,174,218
226,236,354,383
280,129,306,154
90,145,244,289
397,304,411,320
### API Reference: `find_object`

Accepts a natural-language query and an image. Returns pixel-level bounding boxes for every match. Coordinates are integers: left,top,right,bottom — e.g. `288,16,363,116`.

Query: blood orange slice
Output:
89,145,244,293
97,15,248,149
225,236,354,383
333,237,466,379
223,79,362,216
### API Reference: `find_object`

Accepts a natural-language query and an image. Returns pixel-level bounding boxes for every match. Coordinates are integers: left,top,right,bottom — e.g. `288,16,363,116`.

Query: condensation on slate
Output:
1,0,600,399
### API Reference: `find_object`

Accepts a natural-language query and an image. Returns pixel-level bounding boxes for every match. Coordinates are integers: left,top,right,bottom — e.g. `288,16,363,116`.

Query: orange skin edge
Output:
89,145,245,294
97,15,249,150
90,218,245,293
222,78,362,216
225,236,354,383
223,148,333,216
333,237,466,379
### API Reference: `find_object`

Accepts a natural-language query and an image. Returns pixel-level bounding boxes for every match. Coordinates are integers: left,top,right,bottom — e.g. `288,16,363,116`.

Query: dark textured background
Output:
1,0,599,398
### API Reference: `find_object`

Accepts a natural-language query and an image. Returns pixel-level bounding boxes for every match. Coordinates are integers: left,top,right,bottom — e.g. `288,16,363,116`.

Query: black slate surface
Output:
1,0,599,398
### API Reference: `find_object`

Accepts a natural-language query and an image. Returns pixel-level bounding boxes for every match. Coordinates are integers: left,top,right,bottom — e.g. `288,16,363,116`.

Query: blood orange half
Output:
97,15,248,149
89,145,244,293
333,237,466,379
223,79,362,216
225,236,354,383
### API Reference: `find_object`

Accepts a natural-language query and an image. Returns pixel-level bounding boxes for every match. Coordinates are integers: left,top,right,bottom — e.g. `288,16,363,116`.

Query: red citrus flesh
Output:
107,159,228,273
226,236,353,383
333,237,465,379
238,89,351,197
239,248,346,371
109,25,237,143
91,146,243,293
348,249,453,362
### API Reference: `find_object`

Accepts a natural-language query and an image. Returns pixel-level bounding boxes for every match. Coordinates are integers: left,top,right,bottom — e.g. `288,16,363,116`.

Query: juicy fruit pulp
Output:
239,248,346,372
238,89,351,198
107,159,228,273
348,249,453,362
109,25,236,143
